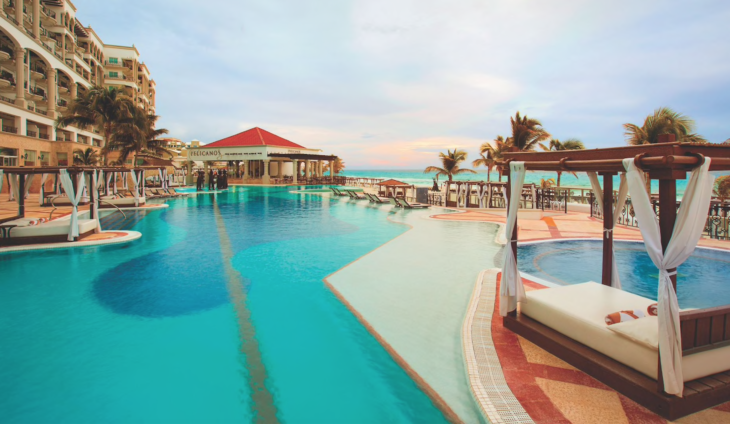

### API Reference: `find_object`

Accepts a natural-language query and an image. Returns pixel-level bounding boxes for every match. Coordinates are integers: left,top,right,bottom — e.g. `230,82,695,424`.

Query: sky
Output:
74,0,730,169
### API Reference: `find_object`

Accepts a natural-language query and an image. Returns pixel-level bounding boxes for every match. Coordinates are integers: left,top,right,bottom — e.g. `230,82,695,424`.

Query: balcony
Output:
30,66,46,80
2,125,17,134
26,129,37,137
28,87,45,101
0,94,14,104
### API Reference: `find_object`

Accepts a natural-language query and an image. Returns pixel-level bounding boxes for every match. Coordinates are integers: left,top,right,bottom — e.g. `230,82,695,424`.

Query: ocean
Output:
343,169,730,197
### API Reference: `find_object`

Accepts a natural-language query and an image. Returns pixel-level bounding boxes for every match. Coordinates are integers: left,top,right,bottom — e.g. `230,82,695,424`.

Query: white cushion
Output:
609,316,659,351
521,282,730,382
10,219,97,238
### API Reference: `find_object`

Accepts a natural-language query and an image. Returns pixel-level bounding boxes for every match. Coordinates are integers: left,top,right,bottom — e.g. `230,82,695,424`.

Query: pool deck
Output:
431,210,730,251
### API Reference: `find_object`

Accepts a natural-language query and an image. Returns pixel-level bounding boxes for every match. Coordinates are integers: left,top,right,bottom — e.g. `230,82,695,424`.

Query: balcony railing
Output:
2,125,17,133
38,133,49,140
0,71,14,83
26,130,37,137
41,6,55,19
0,94,14,104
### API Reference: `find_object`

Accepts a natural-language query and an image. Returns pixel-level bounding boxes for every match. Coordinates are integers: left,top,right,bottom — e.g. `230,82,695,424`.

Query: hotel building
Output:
0,0,155,168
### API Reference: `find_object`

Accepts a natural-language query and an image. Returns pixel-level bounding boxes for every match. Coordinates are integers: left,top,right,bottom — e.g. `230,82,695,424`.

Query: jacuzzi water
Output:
518,239,730,309
0,186,449,423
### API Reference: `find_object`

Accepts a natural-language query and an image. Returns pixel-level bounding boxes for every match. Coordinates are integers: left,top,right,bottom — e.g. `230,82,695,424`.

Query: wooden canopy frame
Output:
496,136,730,420
1,166,167,224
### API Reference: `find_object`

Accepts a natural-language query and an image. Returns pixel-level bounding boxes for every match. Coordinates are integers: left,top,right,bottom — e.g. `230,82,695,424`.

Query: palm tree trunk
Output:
487,167,491,182
557,171,561,187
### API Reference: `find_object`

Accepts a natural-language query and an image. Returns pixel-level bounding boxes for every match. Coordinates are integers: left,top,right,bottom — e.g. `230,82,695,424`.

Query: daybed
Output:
0,218,98,246
99,196,147,208
519,283,730,382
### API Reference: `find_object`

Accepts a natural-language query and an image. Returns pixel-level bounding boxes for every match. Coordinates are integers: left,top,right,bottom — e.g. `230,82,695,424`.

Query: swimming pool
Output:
0,186,451,423
518,239,730,309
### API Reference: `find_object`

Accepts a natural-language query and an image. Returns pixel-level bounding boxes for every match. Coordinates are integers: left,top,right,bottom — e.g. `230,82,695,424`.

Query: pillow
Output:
647,303,658,316
608,316,659,350
605,309,646,325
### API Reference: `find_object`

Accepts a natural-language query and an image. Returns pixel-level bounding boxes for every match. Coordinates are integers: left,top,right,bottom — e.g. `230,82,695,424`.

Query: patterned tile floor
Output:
467,270,730,423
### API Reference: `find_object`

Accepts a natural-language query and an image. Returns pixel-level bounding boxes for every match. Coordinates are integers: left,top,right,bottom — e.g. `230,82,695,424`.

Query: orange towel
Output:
605,309,646,325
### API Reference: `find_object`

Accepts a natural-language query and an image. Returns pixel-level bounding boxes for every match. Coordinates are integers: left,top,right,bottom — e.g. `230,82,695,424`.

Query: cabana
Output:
497,136,730,419
0,166,164,246
376,179,413,198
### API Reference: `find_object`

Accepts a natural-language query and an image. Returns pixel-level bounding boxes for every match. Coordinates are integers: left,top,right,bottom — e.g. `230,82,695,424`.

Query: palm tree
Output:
715,176,730,204
324,158,345,175
477,136,513,181
539,178,556,189
56,86,136,164
424,148,477,182
106,108,170,166
73,148,98,166
624,107,707,145
509,112,550,152
539,138,585,186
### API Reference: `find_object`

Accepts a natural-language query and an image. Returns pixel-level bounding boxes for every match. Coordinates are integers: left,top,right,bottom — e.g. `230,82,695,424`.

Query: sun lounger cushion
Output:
605,309,647,325
101,197,146,207
520,282,730,382
608,316,659,350
9,219,97,238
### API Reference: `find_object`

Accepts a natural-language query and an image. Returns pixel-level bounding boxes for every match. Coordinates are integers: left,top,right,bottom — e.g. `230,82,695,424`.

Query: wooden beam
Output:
601,173,613,286
18,174,25,217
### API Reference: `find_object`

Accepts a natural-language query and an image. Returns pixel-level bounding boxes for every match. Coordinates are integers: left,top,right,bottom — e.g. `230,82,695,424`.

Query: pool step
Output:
100,211,149,231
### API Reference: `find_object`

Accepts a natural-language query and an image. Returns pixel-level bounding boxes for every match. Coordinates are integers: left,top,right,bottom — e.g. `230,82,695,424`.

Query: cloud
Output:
73,0,730,169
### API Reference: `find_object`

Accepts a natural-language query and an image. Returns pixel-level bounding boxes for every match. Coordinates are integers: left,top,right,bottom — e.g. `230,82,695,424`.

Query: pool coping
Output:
0,230,142,253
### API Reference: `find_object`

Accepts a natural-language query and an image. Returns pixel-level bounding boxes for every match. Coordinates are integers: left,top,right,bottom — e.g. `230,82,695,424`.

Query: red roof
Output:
377,179,412,187
204,127,306,149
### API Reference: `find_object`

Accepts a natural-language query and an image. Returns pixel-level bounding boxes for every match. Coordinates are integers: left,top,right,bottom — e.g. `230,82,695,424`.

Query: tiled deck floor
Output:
432,210,730,251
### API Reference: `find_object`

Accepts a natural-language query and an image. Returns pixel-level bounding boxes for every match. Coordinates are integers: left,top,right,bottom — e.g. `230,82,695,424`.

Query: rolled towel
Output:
605,309,646,325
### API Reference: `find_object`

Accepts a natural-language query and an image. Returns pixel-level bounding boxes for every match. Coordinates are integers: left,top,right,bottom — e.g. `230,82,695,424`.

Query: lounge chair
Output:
99,197,147,208
366,193,390,204
397,198,430,209
388,197,399,206
152,188,171,198
347,190,366,200
330,187,348,197
144,188,161,199
164,188,187,197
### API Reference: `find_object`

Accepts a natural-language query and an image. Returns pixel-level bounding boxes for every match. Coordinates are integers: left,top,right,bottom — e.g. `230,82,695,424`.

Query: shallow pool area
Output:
518,239,730,309
0,186,458,423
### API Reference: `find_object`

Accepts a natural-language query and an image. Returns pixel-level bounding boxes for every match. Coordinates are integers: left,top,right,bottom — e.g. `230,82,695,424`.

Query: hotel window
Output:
40,151,50,166
24,150,36,167
109,57,118,64
57,152,68,166
1,148,18,166
109,71,118,78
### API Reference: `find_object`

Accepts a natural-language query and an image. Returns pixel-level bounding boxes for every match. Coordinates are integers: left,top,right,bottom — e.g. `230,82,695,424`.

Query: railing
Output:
26,130,37,137
536,188,569,213
2,125,17,133
38,133,49,140
589,194,730,240
41,6,55,19
0,94,13,103
0,71,14,83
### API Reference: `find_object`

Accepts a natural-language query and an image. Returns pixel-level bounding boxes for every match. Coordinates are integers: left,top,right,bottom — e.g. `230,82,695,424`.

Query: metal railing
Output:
2,125,17,133
26,130,37,137
0,94,13,104
38,133,49,140
589,194,730,240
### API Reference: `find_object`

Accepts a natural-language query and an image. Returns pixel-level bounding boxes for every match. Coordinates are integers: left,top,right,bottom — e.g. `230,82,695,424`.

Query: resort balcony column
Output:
262,160,271,184
204,161,210,186
292,159,299,184
277,160,284,177
242,160,249,181
14,48,26,107
15,2,22,29
186,161,194,186
32,0,41,39
71,83,78,99
47,71,56,118
304,160,311,180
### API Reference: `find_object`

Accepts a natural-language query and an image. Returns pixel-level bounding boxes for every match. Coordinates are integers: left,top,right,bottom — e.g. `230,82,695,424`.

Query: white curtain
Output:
458,184,468,207
478,184,489,208
59,170,86,241
500,161,527,316
0,170,3,195
587,173,629,288
158,168,165,190
622,158,715,396
129,170,140,206
8,173,18,202
38,174,49,206
106,172,113,196
23,174,34,199
93,171,102,233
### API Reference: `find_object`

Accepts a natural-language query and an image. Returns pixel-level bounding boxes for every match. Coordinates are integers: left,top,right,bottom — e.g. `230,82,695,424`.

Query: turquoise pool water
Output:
518,239,730,309
0,186,448,423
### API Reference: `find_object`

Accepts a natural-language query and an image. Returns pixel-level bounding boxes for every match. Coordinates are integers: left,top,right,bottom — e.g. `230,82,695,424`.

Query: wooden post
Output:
18,174,25,217
89,172,96,222
601,173,614,286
